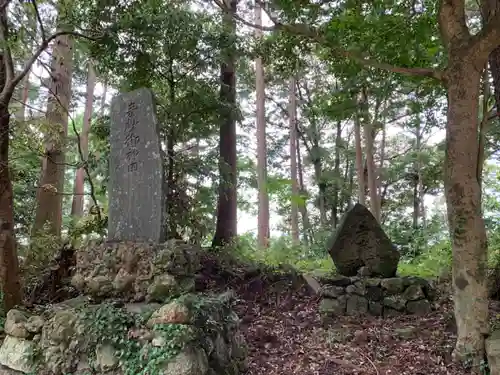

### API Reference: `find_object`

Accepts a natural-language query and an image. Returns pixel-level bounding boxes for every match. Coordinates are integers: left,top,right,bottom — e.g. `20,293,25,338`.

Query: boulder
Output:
319,296,347,316
326,203,399,277
0,336,35,373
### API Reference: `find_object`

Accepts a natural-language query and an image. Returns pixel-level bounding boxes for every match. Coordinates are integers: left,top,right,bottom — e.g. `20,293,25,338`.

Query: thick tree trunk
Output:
71,60,96,218
445,62,489,365
33,29,74,237
289,77,299,244
0,102,21,310
255,0,269,248
0,51,21,309
212,0,238,247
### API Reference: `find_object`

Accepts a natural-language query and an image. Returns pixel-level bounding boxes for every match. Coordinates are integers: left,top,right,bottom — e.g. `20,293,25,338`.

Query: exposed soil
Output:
198,252,468,375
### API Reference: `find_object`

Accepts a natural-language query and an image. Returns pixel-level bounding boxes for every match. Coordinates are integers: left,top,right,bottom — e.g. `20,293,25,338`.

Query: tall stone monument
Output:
108,88,166,243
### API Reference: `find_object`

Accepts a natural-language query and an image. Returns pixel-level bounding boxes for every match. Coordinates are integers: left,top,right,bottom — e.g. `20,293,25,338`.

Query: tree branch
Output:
437,0,470,47
0,30,94,104
0,8,13,89
212,0,444,80
31,0,46,42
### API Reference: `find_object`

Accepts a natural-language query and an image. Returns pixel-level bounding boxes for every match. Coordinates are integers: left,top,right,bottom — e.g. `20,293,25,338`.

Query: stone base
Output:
318,275,436,320
71,239,202,302
0,292,247,375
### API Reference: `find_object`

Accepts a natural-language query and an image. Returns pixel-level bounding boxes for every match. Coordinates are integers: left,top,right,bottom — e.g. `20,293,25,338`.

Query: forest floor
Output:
199,253,469,375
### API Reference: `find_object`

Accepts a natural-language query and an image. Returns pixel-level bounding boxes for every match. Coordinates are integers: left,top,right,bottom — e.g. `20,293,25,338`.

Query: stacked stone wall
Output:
318,275,436,321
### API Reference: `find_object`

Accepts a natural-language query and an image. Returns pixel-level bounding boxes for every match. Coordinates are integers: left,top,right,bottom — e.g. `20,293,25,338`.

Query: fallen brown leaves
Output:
233,280,466,375
197,253,467,375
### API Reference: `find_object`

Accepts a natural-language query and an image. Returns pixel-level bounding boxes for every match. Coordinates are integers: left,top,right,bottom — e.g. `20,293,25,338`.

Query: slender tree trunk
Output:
412,119,421,230
361,89,380,222
289,77,299,244
354,105,366,206
212,0,238,247
32,22,74,237
312,148,327,226
331,120,342,227
71,60,96,217
445,61,489,365
0,51,21,310
255,0,269,248
378,122,386,203
296,133,311,245
100,80,107,115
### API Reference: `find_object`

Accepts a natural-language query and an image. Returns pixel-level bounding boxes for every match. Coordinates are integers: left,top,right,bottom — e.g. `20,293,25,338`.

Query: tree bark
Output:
361,89,381,222
354,102,366,206
296,132,311,245
445,61,489,365
71,60,96,218
255,0,269,248
0,52,21,310
413,119,421,230
32,23,74,237
212,0,238,247
331,120,342,227
289,77,299,244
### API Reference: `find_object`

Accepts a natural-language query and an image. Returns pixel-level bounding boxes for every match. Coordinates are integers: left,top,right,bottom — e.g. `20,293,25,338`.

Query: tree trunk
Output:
289,77,299,244
100,80,107,115
0,52,21,310
412,119,421,230
331,120,342,227
71,60,96,218
378,122,386,203
361,89,380,222
296,132,311,245
32,26,74,237
354,104,366,206
212,0,238,247
491,48,500,116
255,0,269,248
312,148,327,226
445,61,489,365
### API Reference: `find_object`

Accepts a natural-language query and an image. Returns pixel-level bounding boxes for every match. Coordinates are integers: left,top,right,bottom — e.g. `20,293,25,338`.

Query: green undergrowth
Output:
232,233,335,275
231,233,456,279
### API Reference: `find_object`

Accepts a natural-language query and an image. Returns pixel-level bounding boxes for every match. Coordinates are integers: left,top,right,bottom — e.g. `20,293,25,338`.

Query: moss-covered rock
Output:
0,293,247,375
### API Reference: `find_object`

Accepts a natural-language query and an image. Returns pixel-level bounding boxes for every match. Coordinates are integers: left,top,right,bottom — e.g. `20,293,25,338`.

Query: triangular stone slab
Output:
326,203,400,277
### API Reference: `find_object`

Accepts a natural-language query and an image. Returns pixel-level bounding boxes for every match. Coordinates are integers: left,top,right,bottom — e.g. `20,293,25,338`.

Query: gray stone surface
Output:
109,88,166,243
326,203,400,277
346,295,368,316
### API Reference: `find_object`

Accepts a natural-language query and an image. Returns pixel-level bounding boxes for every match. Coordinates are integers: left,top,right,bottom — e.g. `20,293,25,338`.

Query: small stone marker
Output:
326,203,399,277
108,88,166,243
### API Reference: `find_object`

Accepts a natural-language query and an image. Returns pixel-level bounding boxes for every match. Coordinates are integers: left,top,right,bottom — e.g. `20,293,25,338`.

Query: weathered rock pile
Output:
317,271,436,321
0,240,248,375
71,239,201,302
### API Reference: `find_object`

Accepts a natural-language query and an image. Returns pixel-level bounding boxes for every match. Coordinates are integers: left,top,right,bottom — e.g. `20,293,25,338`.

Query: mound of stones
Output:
0,240,247,375
71,239,202,302
317,269,437,321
